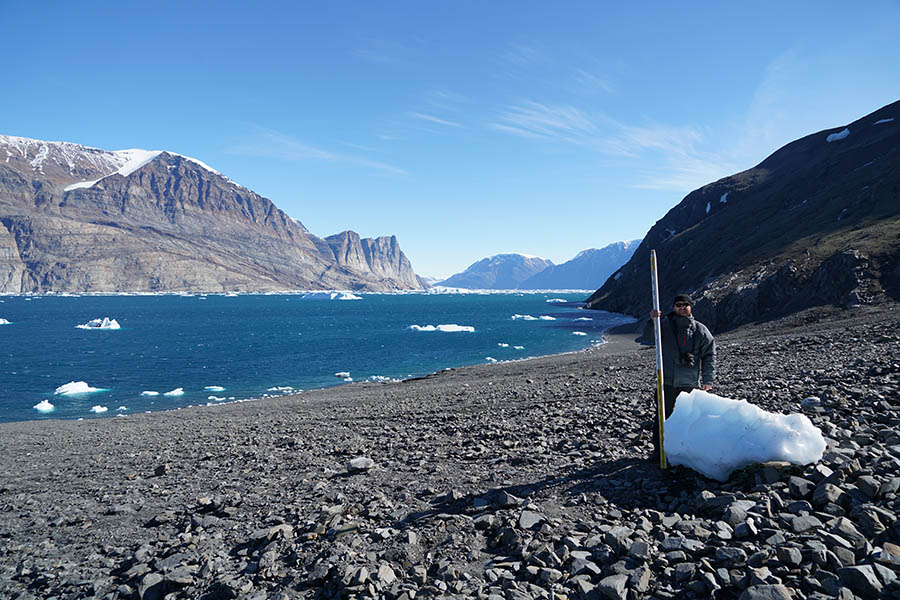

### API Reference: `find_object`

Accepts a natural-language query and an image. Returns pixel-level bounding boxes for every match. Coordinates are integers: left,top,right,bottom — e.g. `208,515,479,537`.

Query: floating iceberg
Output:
547,298,567,303
117,406,127,411
498,343,509,347
54,381,102,395
826,128,850,142
485,356,498,363
141,391,159,396
513,345,525,350
34,400,54,412
367,375,399,383
90,405,108,414
664,390,826,481
335,371,350,378
0,318,11,325
76,317,121,330
163,388,184,396
204,385,225,392
573,331,587,336
408,324,475,333
511,314,538,321
539,315,555,321
302,291,362,300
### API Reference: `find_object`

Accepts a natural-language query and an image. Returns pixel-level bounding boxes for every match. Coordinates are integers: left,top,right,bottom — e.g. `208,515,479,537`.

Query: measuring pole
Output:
650,250,667,469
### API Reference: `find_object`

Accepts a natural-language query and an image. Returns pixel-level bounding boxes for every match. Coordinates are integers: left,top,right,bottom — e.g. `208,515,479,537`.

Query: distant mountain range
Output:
519,241,640,289
0,135,426,293
586,99,900,331
437,241,640,290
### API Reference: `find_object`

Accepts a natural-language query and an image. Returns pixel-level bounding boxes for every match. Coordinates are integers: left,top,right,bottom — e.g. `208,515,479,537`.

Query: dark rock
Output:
837,565,883,598
738,584,793,600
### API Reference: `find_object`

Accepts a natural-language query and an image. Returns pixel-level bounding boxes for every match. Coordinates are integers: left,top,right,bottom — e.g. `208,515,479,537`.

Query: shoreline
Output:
2,303,896,600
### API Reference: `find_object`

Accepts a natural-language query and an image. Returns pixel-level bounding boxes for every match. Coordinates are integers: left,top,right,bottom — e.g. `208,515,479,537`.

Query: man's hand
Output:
650,309,662,319
702,384,712,391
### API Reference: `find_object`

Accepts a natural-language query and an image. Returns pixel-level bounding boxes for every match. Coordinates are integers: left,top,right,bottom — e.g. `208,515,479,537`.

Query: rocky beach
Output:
1,303,898,600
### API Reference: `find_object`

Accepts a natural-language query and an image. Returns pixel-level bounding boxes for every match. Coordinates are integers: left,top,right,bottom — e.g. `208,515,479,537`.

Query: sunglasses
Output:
674,302,691,308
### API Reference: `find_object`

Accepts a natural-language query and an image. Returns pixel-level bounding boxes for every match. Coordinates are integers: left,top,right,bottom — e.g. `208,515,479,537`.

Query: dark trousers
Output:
652,385,694,457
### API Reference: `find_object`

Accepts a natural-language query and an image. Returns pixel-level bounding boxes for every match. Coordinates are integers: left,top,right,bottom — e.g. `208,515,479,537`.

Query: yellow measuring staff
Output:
650,250,667,469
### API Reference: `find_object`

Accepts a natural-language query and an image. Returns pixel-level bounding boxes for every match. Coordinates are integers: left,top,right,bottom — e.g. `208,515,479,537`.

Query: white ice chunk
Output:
573,331,587,336
664,390,826,481
0,318,10,325
874,118,894,125
90,405,108,413
511,314,538,321
539,315,555,321
826,128,850,142
498,343,509,347
141,391,159,396
117,406,127,411
408,324,475,332
367,375,399,383
163,388,184,396
335,371,351,378
547,298,567,303
513,345,525,350
575,317,592,321
204,385,225,391
34,399,55,412
76,317,120,330
302,291,362,300
54,381,102,395
485,356,498,363
343,377,353,382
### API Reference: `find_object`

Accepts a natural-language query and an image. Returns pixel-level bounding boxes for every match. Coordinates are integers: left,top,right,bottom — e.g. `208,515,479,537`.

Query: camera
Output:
679,352,695,366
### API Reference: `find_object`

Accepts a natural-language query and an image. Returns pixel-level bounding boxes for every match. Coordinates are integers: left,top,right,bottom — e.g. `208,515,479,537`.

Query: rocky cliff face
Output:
585,100,900,331
439,253,554,289
519,240,640,290
0,135,425,293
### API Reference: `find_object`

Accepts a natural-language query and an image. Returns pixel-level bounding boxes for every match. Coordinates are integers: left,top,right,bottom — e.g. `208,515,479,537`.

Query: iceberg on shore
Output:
76,317,121,330
34,400,55,412
302,291,362,301
54,381,103,395
664,390,826,481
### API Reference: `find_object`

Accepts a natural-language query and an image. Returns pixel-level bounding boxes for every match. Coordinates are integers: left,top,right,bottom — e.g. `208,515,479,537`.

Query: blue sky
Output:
2,2,899,278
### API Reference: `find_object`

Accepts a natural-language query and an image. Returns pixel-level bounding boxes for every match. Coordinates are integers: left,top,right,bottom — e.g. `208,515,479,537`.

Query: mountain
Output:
585,100,900,332
0,135,425,293
438,253,553,289
519,240,641,290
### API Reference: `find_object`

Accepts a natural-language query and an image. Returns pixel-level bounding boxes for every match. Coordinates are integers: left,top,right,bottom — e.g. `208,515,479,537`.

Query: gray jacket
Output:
641,313,716,388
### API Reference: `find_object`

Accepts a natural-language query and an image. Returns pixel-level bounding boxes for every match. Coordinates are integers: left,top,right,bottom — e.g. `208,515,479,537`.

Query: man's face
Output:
674,301,692,317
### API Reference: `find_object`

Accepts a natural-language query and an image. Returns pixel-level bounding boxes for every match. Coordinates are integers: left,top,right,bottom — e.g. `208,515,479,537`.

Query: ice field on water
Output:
0,292,633,422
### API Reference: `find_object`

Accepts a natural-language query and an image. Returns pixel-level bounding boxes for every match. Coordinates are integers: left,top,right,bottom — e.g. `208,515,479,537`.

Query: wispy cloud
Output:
499,43,550,68
229,128,406,176
408,112,463,128
489,101,599,144
570,68,615,95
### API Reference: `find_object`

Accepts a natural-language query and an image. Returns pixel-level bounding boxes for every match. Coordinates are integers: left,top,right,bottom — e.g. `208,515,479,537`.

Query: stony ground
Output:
1,304,898,600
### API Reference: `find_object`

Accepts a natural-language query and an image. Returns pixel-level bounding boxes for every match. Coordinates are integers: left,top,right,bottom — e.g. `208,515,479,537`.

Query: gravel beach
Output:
1,304,898,600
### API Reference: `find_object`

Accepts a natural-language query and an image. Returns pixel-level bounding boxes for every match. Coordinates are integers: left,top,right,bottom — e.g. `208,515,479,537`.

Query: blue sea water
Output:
0,292,633,423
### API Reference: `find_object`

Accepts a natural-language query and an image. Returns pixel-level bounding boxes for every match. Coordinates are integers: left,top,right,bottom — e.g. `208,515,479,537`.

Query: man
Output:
642,294,716,457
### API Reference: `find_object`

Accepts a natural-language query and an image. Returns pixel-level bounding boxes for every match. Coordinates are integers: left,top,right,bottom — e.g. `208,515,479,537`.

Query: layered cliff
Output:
0,135,425,293
585,100,900,331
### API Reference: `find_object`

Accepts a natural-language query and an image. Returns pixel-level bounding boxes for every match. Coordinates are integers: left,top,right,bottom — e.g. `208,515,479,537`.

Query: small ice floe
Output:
826,128,850,142
575,317,592,321
267,386,295,393
498,343,509,347
141,391,159,396
90,405,108,413
302,291,362,300
539,315,555,321
163,388,184,396
485,356,498,363
874,118,894,125
0,318,11,325
546,298,567,303
334,371,351,378
207,396,226,401
343,377,353,382
511,314,538,321
54,381,102,395
76,317,120,330
513,345,525,350
573,331,587,336
204,385,225,392
408,324,475,332
117,406,127,411
367,375,399,383
664,390,826,481
34,399,55,412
